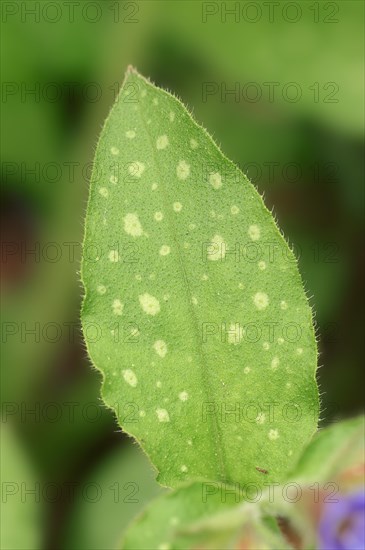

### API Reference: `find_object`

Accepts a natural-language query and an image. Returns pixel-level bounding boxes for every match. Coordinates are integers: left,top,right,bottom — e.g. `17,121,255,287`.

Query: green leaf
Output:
286,415,365,484
62,440,165,550
121,481,289,550
81,67,319,488
0,423,43,550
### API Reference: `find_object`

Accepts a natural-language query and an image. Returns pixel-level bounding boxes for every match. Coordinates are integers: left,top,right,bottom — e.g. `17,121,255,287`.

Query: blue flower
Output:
318,489,365,550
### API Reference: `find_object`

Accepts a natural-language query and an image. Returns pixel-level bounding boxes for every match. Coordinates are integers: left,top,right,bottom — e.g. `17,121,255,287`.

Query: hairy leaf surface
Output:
81,67,318,488
121,481,288,550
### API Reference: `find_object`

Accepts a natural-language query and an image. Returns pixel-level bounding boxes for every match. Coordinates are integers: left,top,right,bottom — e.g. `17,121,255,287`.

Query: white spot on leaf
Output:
159,245,171,256
173,202,182,212
154,211,163,222
123,369,137,387
209,172,222,189
207,234,226,261
108,250,119,263
248,224,261,241
110,146,119,155
156,135,169,150
268,429,279,441
112,299,124,316
176,160,190,180
153,340,167,358
139,293,160,316
190,138,198,149
128,161,145,178
179,391,189,401
123,213,143,237
253,292,269,310
98,187,108,197
125,130,136,139
156,408,170,422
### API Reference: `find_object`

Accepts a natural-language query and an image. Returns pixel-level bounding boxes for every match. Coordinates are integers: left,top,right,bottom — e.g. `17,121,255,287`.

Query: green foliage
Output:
0,423,43,550
121,481,289,550
62,441,165,550
81,68,318,489
286,415,365,483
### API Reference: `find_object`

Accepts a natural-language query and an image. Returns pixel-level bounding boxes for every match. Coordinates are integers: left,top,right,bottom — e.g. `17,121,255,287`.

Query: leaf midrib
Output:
135,78,228,483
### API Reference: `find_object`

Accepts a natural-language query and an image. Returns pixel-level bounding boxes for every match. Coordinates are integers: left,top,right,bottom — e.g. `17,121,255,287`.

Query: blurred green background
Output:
1,1,364,548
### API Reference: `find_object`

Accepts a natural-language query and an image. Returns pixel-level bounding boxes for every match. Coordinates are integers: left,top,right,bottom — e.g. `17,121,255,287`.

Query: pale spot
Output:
192,296,198,305
135,274,142,281
190,138,198,149
108,250,119,262
159,245,171,256
139,293,160,316
109,175,118,184
258,261,266,270
170,517,179,526
288,450,293,457
149,273,156,280
169,111,175,122
179,391,189,402
153,340,167,358
189,223,196,230
187,439,193,445
98,187,108,197
263,342,270,350
244,367,251,374
140,89,147,98
271,356,280,370
176,160,190,180
209,171,222,189
122,369,137,387
201,274,209,281
156,135,169,150
128,161,145,178
210,210,216,218
158,544,170,550
231,205,239,215
112,299,124,316
154,211,163,222
253,292,269,310
268,429,279,441
123,213,143,237
228,323,244,345
248,224,260,241
180,465,188,473
163,294,170,301
151,183,158,191
238,282,244,289
156,408,169,422
125,130,136,139
153,98,158,106
296,347,303,355
280,300,288,310
173,202,182,212
110,146,119,155
97,285,106,295
139,410,146,417
187,356,193,363
277,337,284,344
286,382,292,389
183,242,190,249
256,412,266,425
146,119,151,125
156,381,162,388
207,234,226,261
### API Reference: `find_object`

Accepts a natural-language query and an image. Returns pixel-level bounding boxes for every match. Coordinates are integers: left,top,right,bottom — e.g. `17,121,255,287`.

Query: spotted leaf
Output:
81,67,319,488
